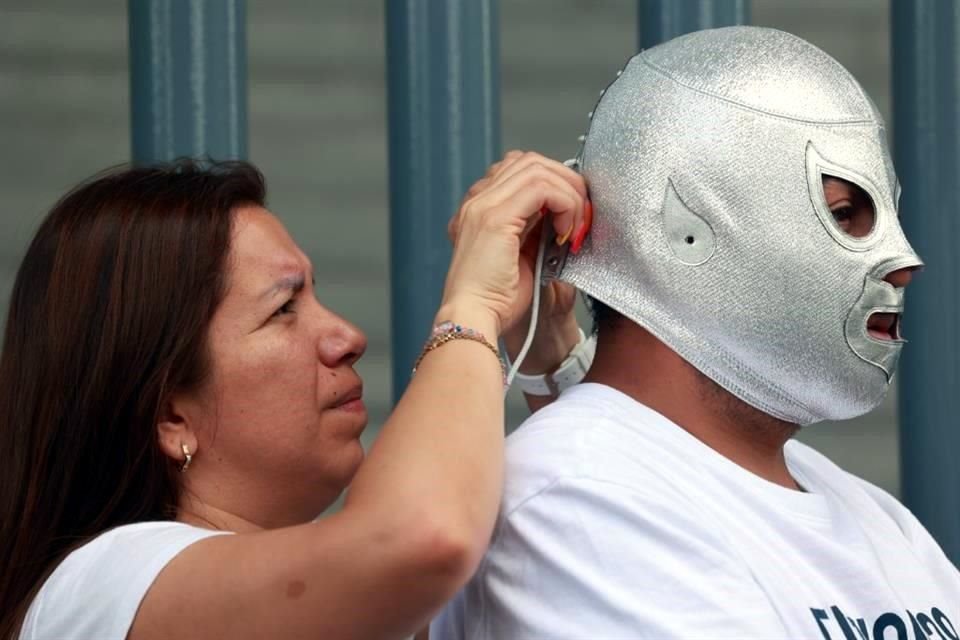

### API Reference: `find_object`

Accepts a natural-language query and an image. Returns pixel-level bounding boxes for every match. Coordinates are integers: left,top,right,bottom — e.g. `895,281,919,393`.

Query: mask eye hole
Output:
822,174,876,239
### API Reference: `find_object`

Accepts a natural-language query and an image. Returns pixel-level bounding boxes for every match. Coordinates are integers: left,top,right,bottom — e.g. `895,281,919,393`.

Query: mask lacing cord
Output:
504,158,580,394
502,222,550,393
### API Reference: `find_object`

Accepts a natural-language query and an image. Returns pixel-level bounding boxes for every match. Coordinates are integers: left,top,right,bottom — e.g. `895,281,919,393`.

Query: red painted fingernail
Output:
571,229,585,254
571,200,594,254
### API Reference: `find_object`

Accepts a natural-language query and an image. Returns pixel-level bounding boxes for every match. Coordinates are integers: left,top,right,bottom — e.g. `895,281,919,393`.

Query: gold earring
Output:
180,443,193,473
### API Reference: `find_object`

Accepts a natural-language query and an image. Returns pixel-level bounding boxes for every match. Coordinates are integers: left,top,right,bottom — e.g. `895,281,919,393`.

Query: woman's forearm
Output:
343,302,503,581
339,151,587,620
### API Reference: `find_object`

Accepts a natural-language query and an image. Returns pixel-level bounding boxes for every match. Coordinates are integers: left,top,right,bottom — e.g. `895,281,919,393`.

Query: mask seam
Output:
773,27,879,114
637,54,877,128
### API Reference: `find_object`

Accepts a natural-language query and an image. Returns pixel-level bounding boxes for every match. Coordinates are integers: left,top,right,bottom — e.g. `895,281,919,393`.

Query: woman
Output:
0,152,589,639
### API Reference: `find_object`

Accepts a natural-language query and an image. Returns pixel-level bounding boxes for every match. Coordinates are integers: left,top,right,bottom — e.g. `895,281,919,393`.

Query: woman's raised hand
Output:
441,151,589,335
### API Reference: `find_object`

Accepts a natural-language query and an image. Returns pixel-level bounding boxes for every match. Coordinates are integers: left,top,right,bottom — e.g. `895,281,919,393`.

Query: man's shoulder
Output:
502,383,691,516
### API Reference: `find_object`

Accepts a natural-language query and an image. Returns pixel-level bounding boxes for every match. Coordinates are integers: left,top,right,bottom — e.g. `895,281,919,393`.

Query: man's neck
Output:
584,321,802,491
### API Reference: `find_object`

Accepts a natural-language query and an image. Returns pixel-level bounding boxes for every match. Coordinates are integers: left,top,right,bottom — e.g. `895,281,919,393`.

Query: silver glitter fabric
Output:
561,26,923,425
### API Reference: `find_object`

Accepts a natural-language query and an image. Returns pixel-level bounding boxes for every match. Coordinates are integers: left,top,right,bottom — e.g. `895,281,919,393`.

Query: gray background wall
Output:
0,1,900,491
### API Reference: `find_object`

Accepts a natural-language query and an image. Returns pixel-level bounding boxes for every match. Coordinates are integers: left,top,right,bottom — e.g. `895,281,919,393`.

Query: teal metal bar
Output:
129,0,247,163
892,0,960,565
638,0,749,48
385,0,500,400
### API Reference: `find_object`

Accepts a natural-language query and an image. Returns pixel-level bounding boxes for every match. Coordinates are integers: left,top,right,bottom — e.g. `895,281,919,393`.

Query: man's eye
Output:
831,206,854,222
831,206,854,231
272,299,296,318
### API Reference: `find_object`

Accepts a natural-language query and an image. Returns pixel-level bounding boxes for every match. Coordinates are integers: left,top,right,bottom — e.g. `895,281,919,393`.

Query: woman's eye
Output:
272,299,296,318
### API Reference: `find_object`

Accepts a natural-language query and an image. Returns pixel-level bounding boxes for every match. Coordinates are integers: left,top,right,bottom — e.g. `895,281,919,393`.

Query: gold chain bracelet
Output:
412,321,506,384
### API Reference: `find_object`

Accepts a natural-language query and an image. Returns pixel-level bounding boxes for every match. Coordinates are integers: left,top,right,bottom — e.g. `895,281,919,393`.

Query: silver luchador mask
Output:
559,26,923,425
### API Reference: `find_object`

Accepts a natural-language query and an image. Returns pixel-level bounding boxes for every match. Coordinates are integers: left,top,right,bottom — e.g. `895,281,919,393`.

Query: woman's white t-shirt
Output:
19,521,228,640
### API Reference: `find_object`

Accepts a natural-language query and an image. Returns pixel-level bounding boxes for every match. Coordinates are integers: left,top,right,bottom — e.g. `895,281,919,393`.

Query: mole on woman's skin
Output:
286,580,306,599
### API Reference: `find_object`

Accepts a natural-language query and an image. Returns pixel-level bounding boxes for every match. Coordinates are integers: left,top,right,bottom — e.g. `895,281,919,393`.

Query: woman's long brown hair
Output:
0,160,266,637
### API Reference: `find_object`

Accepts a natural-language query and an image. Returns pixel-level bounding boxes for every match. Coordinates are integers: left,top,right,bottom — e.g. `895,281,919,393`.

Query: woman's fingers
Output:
481,151,589,247
458,150,527,201
449,150,586,246
442,154,589,331
465,163,586,247
488,151,587,200
485,150,525,181
450,150,526,242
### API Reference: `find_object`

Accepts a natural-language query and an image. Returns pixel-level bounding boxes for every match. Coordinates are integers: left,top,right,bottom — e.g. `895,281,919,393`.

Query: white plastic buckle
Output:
514,329,596,397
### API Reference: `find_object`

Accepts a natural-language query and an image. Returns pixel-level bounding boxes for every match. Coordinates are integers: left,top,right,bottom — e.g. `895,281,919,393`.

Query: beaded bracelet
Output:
412,321,507,384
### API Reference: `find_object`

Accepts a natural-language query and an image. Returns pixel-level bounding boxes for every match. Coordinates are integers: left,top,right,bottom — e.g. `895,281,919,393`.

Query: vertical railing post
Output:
638,0,750,49
129,0,248,163
892,0,960,565
385,0,500,401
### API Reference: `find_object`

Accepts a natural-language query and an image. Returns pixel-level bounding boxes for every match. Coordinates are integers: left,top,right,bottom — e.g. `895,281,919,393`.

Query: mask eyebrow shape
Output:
661,179,716,266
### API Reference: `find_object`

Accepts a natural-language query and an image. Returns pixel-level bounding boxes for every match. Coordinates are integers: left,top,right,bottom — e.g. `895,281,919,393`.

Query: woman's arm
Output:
130,153,588,640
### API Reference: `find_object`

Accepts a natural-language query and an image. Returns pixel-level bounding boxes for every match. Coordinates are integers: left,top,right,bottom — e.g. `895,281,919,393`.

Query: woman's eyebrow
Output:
261,273,305,300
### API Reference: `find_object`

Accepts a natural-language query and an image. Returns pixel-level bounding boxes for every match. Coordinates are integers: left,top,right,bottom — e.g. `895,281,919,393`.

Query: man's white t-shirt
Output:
19,521,227,640
433,383,960,639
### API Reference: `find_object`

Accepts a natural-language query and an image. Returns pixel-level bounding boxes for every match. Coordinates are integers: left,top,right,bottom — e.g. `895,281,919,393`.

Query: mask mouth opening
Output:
867,312,900,341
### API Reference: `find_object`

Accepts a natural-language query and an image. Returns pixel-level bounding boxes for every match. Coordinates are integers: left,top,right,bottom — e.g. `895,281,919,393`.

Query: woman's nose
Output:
318,316,367,368
883,266,918,289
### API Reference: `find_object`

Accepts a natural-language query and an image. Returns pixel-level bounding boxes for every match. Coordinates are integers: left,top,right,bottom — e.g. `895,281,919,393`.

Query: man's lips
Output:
867,312,900,341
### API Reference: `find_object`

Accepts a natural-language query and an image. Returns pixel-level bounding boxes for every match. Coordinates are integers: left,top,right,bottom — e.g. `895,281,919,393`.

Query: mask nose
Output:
883,265,919,289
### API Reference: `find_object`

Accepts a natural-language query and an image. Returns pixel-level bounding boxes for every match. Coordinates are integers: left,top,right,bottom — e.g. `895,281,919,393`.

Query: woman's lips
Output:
335,397,366,413
331,384,365,412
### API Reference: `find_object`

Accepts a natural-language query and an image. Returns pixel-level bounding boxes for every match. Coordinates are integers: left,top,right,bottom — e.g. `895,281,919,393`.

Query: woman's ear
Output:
156,396,198,468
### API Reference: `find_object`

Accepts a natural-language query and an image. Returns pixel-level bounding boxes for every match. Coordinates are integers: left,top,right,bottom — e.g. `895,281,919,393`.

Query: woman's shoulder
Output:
20,521,228,640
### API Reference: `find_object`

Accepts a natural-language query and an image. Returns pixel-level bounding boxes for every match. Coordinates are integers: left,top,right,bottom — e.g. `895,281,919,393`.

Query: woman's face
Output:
186,206,368,523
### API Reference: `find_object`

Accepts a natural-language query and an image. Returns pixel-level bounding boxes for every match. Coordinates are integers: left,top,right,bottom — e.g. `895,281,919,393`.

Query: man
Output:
432,26,960,639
